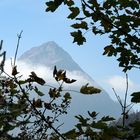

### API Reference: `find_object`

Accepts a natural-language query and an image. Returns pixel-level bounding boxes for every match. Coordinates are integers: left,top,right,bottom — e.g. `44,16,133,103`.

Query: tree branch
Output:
14,30,23,66
82,0,140,46
14,77,66,140
122,73,129,128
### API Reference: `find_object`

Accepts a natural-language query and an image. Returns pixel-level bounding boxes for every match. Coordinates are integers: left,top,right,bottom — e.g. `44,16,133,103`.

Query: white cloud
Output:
104,75,140,103
106,75,140,111
107,75,134,92
3,59,92,87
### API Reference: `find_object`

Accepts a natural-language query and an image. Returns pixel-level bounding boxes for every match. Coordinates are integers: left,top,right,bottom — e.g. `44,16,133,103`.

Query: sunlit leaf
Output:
33,98,42,108
64,78,76,84
30,72,45,85
19,80,27,85
63,129,77,139
80,83,101,94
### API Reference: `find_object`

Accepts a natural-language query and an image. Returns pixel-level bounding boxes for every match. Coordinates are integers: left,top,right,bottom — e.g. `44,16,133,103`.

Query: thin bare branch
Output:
14,77,66,140
122,73,129,127
112,88,123,109
14,30,23,66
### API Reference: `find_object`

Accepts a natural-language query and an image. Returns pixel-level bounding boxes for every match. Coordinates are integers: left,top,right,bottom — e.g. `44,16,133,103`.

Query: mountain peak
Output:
19,41,82,71
41,41,58,47
18,41,121,121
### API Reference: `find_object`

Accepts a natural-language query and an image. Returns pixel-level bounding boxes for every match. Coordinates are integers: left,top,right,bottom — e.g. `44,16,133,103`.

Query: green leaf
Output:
85,127,94,137
46,0,63,12
44,102,52,110
71,30,86,45
64,92,71,100
71,21,88,30
103,45,116,56
88,111,98,119
82,3,91,17
19,80,27,85
34,86,45,96
130,121,140,135
3,123,16,132
53,65,57,77
131,92,140,103
93,121,107,129
35,77,46,85
68,7,80,19
75,115,89,126
80,83,101,94
64,0,74,6
101,116,115,122
63,129,77,139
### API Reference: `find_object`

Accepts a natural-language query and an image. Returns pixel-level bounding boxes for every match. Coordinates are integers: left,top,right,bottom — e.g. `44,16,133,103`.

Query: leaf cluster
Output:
0,66,75,139
45,0,140,72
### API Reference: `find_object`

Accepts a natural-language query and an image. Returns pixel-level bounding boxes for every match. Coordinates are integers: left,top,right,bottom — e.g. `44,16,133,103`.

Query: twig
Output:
14,78,66,140
44,84,81,94
0,40,6,74
0,40,3,50
122,74,129,128
56,123,64,131
13,30,23,66
0,67,13,79
112,88,123,110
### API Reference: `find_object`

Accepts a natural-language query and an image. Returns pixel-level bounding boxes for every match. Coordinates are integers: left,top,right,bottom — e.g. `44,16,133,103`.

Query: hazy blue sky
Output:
0,1,140,110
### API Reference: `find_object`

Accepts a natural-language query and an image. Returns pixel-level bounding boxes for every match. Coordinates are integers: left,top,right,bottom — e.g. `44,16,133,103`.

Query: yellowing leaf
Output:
33,99,42,108
80,83,101,94
30,72,45,85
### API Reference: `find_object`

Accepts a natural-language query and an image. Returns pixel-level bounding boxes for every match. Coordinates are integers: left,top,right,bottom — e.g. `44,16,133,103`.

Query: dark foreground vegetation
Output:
0,0,140,139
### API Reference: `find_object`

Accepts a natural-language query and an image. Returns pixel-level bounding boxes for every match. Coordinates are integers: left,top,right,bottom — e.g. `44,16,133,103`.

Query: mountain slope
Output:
18,41,121,131
19,41,82,71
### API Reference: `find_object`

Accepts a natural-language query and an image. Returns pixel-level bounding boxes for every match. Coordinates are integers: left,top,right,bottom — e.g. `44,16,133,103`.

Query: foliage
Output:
0,52,100,140
45,0,140,139
0,0,140,139
0,66,74,139
63,109,140,139
80,83,101,94
45,0,140,72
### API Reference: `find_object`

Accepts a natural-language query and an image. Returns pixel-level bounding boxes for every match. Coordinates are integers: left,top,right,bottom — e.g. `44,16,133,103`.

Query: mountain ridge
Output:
18,41,121,131
19,41,83,72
